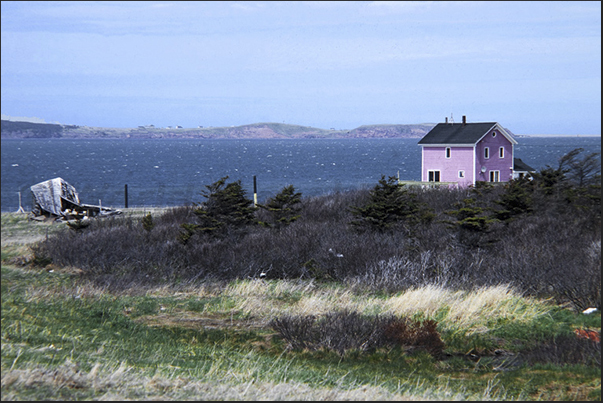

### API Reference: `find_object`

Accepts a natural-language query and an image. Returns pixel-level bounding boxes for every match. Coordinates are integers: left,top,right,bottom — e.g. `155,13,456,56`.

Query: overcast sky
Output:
1,1,600,134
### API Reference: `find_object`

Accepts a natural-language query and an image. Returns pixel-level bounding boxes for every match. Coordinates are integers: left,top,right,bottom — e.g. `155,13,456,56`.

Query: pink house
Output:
418,116,530,186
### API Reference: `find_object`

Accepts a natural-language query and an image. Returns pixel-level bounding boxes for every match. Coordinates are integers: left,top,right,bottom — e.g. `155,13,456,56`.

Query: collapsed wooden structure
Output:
30,177,121,221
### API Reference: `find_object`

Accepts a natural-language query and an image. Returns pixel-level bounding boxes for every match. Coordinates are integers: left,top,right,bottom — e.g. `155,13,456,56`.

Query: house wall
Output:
422,146,475,186
474,128,514,182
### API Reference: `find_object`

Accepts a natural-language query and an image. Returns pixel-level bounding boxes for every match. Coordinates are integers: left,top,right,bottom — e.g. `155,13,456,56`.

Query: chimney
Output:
462,115,466,126
445,117,448,123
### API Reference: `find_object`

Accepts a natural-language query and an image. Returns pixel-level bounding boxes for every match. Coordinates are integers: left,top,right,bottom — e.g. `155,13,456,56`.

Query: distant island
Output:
1,120,436,140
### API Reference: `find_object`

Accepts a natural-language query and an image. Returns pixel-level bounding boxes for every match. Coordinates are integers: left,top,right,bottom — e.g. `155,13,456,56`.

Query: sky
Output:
1,1,601,135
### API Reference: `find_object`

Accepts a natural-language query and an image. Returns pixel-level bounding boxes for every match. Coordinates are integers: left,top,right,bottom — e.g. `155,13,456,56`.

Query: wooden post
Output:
124,184,128,208
253,176,258,207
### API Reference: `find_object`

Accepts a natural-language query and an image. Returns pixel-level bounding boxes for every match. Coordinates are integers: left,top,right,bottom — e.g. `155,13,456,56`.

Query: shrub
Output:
179,176,257,243
350,175,433,233
141,212,154,232
493,177,535,222
257,185,302,229
270,310,444,357
31,161,600,311
524,332,601,367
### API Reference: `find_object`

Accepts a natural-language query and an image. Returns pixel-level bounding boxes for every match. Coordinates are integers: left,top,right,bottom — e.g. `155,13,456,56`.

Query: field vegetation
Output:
1,148,600,400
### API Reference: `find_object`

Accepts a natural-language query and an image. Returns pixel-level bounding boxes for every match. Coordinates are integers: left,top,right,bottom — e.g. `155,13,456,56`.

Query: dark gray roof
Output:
513,158,536,172
418,122,497,145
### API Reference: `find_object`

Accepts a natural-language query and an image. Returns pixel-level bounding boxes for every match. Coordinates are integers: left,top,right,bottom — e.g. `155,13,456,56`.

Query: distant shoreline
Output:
3,119,600,140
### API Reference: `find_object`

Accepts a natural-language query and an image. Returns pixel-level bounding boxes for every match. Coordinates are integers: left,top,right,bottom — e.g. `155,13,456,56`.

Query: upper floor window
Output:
499,146,504,158
492,131,497,137
445,147,451,158
484,147,490,159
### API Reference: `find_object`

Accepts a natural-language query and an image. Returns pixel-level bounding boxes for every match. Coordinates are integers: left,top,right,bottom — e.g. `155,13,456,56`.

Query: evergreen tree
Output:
350,175,433,232
258,185,302,229
494,177,535,222
445,197,501,248
559,148,601,188
180,176,256,243
445,197,498,233
142,212,155,232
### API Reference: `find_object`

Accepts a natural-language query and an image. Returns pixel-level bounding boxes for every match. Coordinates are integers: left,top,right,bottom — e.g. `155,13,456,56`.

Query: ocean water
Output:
1,136,600,212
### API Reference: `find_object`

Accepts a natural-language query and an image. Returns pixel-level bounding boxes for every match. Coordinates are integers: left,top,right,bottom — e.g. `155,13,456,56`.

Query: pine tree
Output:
445,197,498,233
350,175,433,232
179,176,256,243
142,212,155,232
494,177,535,222
258,184,302,229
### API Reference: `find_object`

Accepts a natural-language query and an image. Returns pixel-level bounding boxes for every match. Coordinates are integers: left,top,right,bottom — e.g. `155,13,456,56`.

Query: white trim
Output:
421,146,424,181
495,123,518,145
474,123,518,145
472,145,476,185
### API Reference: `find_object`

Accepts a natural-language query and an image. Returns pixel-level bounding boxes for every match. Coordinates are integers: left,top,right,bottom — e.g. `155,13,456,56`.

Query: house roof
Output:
418,122,507,145
513,158,536,172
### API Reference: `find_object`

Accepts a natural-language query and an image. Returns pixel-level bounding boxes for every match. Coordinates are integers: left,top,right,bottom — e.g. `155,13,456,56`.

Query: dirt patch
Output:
131,311,269,331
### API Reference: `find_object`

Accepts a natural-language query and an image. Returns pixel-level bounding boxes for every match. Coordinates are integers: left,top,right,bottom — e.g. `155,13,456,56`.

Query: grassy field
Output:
1,211,600,400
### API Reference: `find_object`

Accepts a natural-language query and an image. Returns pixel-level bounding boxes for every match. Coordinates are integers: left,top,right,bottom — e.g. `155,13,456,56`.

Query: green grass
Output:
1,212,600,400
2,264,600,400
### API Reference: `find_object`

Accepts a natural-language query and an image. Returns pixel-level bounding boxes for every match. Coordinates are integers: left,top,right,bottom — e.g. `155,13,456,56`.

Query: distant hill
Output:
1,120,73,138
1,120,436,140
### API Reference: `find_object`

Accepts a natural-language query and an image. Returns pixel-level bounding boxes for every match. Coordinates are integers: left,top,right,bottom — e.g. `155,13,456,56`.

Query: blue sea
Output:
1,136,600,212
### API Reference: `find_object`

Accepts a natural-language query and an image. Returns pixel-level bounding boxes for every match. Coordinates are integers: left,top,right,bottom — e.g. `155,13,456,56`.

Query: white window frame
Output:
428,170,441,182
499,146,504,158
489,170,500,182
458,170,465,178
484,147,490,159
445,147,451,159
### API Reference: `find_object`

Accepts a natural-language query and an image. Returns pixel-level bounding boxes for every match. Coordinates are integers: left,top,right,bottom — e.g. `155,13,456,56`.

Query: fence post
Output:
253,176,258,207
17,191,25,213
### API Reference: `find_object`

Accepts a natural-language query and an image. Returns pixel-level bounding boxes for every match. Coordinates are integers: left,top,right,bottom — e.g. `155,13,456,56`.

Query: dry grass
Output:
225,281,550,329
0,359,485,401
20,274,548,334
227,280,382,318
384,284,551,334
3,211,598,401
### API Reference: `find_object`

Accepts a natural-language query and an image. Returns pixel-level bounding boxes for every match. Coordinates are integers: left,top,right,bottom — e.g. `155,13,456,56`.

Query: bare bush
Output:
31,166,600,310
524,332,601,367
270,310,444,357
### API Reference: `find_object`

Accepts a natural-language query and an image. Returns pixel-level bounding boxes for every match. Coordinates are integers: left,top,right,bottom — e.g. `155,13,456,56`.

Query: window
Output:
445,147,451,158
499,147,504,158
484,147,490,159
489,170,500,182
492,131,497,137
458,170,465,178
428,170,441,182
